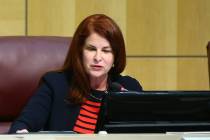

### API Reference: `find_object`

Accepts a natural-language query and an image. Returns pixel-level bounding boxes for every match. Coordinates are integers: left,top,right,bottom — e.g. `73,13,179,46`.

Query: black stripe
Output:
80,107,98,116
79,111,98,120
77,115,97,125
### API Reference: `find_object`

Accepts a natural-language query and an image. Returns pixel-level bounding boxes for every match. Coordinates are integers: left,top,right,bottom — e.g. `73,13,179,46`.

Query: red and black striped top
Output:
73,90,105,133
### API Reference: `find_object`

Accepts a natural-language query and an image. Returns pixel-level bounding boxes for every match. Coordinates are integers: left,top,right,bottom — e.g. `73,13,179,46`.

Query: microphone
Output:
110,82,128,92
97,82,127,132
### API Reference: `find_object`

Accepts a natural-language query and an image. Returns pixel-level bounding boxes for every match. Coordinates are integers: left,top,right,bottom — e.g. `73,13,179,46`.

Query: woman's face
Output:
83,32,114,80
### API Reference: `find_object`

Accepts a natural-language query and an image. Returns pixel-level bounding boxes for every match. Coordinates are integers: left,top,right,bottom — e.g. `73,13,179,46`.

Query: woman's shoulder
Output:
114,74,139,83
113,75,143,91
41,71,71,85
43,71,64,79
117,75,137,80
43,71,65,77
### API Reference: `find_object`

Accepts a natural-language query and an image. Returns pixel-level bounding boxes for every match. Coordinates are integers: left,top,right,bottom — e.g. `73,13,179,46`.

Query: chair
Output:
207,41,210,87
0,36,71,133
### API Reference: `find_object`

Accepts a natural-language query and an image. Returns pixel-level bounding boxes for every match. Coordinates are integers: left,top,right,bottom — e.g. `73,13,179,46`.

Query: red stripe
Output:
80,109,98,119
78,115,97,124
82,105,100,113
73,126,94,134
72,99,102,133
85,100,101,107
75,120,96,129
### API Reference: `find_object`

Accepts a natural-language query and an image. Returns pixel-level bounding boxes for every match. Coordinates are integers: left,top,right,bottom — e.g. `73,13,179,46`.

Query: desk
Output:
0,134,181,140
1,132,210,140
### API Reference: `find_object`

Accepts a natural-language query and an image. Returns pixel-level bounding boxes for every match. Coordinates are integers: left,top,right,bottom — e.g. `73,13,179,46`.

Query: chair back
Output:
0,36,71,133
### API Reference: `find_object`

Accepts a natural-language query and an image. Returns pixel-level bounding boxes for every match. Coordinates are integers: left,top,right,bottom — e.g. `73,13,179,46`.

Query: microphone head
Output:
110,82,128,92
110,82,122,91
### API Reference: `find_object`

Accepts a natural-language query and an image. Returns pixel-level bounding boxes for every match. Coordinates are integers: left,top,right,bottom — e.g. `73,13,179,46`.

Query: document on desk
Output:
169,132,210,140
182,137,210,140
166,131,210,140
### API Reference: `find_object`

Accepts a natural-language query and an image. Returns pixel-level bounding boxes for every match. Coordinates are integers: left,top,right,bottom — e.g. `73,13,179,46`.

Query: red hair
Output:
62,14,126,104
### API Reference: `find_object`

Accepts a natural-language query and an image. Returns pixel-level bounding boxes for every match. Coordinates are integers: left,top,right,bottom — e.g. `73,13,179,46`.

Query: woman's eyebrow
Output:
86,44,95,47
87,44,111,48
103,47,112,50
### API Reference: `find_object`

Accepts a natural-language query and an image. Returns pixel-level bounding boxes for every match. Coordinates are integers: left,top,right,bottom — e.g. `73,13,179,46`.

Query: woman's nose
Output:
94,51,102,62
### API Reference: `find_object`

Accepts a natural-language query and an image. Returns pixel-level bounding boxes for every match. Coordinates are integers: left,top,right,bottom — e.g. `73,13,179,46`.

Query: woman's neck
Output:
90,75,108,91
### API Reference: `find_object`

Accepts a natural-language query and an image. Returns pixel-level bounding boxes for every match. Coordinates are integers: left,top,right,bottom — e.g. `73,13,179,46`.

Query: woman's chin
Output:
89,72,107,79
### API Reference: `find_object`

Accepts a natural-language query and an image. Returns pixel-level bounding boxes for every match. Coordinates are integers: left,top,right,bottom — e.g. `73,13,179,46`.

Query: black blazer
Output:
9,72,142,133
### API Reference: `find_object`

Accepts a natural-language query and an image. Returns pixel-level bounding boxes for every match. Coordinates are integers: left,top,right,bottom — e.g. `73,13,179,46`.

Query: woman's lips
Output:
91,65,103,70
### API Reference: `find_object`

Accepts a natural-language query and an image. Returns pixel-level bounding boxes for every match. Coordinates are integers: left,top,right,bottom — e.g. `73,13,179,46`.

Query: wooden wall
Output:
0,0,25,35
0,0,209,90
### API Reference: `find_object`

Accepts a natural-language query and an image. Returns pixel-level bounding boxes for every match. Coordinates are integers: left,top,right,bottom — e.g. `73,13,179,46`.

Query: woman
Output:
9,14,142,134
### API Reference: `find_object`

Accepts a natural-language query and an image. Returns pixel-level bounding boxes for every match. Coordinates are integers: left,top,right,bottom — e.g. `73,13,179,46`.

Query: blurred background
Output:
0,0,209,90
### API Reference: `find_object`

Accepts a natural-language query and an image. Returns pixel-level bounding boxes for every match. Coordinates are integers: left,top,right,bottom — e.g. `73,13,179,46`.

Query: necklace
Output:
90,90,108,101
90,94,103,101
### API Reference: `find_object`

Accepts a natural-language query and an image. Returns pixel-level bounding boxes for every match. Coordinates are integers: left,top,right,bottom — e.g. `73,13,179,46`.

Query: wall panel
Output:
177,57,209,89
126,57,209,90
178,0,210,55
75,0,126,39
0,0,25,35
28,0,75,36
126,57,177,90
127,0,177,55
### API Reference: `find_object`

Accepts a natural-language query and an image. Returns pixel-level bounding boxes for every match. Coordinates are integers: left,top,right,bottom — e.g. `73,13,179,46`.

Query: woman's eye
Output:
86,46,96,51
103,49,112,53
